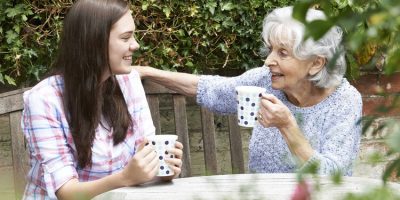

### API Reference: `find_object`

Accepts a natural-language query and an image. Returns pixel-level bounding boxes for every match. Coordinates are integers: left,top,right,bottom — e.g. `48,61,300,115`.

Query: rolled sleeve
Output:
23,88,78,199
43,164,78,199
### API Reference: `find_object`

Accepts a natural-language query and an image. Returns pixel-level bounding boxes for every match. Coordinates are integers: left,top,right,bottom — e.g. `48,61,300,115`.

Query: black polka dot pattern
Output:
235,86,266,127
150,135,177,176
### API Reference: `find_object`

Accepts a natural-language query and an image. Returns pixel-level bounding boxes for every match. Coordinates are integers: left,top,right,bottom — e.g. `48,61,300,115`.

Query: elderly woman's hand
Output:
258,93,296,129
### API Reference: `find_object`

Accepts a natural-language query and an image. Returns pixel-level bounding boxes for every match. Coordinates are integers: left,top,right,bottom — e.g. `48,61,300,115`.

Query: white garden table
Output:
94,173,400,200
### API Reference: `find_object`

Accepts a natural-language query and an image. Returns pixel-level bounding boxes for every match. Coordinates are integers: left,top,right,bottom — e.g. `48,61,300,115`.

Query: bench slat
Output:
228,115,245,174
200,108,218,175
146,95,161,135
10,111,29,199
173,95,192,177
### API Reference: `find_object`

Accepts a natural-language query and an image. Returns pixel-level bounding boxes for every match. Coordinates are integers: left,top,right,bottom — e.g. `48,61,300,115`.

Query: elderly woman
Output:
136,6,362,175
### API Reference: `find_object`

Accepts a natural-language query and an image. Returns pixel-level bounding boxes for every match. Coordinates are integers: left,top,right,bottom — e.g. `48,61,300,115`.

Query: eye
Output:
278,49,289,57
121,33,134,42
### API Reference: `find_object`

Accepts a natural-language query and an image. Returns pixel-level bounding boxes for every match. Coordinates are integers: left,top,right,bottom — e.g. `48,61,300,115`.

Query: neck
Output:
284,82,335,107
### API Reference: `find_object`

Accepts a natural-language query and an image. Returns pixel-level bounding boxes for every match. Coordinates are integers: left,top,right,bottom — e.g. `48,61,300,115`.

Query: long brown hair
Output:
52,0,132,168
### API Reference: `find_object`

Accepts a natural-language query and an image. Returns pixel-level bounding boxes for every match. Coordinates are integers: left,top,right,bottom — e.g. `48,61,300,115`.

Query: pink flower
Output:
291,181,311,200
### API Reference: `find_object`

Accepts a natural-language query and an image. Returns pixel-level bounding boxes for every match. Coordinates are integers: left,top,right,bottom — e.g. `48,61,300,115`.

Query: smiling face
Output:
264,40,316,93
108,11,139,76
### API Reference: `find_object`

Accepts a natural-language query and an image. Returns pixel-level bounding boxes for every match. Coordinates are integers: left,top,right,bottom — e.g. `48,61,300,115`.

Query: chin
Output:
271,84,281,90
113,66,132,75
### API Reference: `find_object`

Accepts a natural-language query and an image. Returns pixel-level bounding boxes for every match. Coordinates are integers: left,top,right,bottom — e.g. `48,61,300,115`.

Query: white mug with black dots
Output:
147,134,178,176
235,86,266,127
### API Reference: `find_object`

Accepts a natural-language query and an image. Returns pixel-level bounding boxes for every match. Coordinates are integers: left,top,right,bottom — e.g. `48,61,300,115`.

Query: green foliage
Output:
293,0,400,197
130,0,295,75
0,0,297,86
343,186,400,200
293,0,400,80
0,0,68,86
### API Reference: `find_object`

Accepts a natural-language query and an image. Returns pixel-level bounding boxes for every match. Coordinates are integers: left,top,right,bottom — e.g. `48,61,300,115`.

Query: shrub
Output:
0,0,295,87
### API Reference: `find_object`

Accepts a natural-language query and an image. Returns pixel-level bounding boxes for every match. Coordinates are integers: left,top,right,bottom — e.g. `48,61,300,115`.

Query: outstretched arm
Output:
133,66,199,97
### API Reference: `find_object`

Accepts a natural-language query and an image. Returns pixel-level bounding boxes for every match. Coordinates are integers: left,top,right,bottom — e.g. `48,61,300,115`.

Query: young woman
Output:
22,0,183,199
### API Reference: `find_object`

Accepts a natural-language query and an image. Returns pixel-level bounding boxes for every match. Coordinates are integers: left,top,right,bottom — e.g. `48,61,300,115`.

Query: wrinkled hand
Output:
121,138,159,186
160,141,184,181
258,93,295,129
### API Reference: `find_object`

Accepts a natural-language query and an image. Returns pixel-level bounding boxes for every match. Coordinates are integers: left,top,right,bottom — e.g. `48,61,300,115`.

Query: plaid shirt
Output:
21,70,155,199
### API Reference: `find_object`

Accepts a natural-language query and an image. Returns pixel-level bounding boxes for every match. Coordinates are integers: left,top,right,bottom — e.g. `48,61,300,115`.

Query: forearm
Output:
279,118,314,164
139,66,199,97
56,171,126,200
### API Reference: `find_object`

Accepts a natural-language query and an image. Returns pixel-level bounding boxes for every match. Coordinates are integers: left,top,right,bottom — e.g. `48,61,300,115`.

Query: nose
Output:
264,52,277,67
129,39,140,51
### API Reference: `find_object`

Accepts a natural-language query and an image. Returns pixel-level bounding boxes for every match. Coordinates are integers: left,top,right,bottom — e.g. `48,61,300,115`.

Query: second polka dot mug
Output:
147,134,178,176
235,86,266,127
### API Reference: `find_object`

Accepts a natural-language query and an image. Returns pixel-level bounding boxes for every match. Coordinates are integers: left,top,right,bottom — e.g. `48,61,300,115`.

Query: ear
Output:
308,56,326,76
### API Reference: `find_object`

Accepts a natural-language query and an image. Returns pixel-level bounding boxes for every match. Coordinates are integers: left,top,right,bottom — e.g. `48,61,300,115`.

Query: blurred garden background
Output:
1,0,400,199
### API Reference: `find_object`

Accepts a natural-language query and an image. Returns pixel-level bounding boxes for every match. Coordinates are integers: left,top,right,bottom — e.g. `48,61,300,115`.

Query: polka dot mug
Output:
235,86,266,127
147,134,178,176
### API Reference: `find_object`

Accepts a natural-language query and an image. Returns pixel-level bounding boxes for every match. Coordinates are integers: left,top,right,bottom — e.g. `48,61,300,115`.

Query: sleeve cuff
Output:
196,75,208,106
43,164,78,199
297,151,322,173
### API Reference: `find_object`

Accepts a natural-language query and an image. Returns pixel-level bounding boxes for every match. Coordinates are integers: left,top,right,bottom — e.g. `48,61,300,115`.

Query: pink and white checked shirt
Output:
21,70,155,199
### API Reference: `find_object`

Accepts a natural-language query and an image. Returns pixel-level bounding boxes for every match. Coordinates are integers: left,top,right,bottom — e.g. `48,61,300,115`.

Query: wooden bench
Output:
0,80,245,199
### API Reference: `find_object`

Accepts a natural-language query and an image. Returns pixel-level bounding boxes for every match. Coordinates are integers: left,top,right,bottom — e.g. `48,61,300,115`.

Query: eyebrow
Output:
120,31,134,36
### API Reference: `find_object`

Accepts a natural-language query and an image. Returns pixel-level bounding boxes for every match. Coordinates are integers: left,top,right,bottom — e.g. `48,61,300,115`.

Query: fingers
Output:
137,137,149,151
165,157,182,178
167,141,183,159
261,93,282,105
164,141,183,178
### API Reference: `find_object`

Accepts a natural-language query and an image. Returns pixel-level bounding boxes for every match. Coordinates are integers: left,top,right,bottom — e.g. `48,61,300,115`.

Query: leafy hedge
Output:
0,0,294,87
2,0,398,88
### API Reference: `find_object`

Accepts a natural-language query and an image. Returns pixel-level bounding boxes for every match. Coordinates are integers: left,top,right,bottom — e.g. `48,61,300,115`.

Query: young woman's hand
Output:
160,141,184,181
121,138,159,186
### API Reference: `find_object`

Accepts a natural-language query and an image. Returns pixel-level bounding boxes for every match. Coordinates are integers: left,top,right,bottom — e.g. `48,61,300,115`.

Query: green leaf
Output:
6,30,18,44
142,3,149,11
331,170,343,185
221,3,234,11
385,48,400,75
305,20,334,40
4,75,16,85
218,43,228,53
0,73,4,84
163,7,171,18
178,29,185,37
386,124,400,152
293,1,313,23
205,2,217,15
6,8,19,18
382,158,400,183
185,61,194,67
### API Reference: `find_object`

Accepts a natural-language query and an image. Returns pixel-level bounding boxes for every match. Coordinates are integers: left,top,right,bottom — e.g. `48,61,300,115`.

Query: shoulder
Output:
240,66,270,79
322,78,362,115
24,75,64,105
333,79,362,104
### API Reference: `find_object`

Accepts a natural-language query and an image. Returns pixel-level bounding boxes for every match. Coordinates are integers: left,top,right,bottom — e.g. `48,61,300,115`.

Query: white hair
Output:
261,6,346,88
